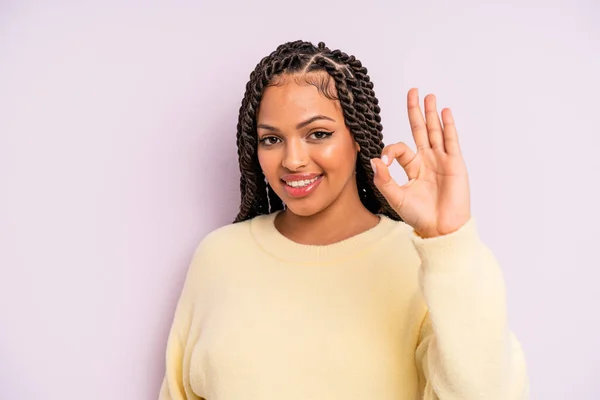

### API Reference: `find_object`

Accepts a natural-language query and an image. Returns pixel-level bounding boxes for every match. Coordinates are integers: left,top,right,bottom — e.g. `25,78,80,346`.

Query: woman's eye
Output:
259,137,281,146
309,131,334,140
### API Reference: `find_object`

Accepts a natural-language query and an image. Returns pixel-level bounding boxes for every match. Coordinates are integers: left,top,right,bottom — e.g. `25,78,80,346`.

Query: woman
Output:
159,40,529,399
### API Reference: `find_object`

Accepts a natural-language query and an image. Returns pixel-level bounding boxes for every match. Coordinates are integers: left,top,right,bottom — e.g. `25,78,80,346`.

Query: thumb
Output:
370,157,393,188
370,158,408,213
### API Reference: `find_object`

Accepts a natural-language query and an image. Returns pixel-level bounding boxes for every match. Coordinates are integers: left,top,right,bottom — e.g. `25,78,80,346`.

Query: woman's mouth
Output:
282,175,323,198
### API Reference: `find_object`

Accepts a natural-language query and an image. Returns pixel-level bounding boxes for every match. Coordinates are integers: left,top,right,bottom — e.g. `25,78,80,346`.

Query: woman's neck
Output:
274,183,380,246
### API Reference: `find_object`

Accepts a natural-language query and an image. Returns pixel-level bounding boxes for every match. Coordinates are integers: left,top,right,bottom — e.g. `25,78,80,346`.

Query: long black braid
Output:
233,40,401,223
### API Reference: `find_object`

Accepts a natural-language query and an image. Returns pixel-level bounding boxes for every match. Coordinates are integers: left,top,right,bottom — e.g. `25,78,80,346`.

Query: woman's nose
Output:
282,140,309,171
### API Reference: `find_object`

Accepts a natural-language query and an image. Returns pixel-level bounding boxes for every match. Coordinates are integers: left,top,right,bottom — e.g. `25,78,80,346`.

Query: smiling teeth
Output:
285,176,320,188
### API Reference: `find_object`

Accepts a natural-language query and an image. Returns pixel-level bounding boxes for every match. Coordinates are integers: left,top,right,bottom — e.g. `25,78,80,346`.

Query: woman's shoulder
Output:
378,215,415,240
196,217,254,250
192,213,277,255
182,218,255,278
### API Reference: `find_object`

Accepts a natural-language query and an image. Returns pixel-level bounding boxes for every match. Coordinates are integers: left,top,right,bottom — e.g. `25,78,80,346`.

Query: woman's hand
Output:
371,88,471,238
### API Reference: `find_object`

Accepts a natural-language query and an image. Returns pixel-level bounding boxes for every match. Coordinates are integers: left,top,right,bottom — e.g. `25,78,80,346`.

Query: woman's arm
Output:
158,244,206,400
370,89,529,397
412,218,529,399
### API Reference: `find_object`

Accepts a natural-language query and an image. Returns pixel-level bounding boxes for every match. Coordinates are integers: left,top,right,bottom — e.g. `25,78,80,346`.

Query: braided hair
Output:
233,40,401,223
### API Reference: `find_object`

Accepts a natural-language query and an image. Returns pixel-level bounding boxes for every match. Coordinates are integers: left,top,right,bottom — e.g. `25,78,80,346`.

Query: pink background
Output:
1,1,599,398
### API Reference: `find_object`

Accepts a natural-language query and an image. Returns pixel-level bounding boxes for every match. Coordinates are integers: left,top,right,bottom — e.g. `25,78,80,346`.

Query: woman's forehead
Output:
258,73,343,122
259,85,341,125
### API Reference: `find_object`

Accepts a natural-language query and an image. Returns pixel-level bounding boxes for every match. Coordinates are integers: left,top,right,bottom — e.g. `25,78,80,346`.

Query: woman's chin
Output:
282,200,328,218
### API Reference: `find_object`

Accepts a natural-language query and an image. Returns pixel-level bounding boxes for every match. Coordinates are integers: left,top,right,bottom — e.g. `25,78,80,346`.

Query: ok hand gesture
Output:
371,89,471,238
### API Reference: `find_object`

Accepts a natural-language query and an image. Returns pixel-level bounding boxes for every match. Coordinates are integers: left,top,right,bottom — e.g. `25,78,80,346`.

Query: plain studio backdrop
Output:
1,1,598,398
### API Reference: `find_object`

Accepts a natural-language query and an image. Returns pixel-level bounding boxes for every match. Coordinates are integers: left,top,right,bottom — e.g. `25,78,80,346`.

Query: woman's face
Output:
256,73,360,217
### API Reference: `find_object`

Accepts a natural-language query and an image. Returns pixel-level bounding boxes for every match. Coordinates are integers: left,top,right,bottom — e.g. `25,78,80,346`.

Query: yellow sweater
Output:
159,212,529,399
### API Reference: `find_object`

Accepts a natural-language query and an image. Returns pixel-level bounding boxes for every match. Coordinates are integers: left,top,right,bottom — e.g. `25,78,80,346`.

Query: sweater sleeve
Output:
158,244,206,400
411,218,529,399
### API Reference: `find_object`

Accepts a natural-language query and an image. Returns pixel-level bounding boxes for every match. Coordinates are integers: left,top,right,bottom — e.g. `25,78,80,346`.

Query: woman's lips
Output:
281,175,324,198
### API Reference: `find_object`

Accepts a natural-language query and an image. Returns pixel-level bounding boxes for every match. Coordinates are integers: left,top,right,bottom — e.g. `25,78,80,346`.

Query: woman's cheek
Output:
319,141,339,162
317,139,355,171
258,151,279,180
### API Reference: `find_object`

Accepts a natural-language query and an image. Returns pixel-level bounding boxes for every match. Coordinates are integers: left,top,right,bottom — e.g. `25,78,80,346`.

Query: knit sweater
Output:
158,212,529,399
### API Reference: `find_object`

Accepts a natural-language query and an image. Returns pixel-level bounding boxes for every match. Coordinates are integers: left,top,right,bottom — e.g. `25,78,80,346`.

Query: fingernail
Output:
381,155,389,165
370,159,377,174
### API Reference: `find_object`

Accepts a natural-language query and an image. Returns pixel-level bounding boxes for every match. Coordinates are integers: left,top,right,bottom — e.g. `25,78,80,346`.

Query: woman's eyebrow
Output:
257,115,336,132
295,115,335,129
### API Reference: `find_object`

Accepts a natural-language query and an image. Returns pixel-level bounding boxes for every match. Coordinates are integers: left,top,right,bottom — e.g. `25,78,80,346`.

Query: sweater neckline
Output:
249,211,399,264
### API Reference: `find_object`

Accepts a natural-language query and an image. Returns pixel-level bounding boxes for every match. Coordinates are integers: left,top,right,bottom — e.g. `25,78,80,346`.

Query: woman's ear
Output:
355,141,361,152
